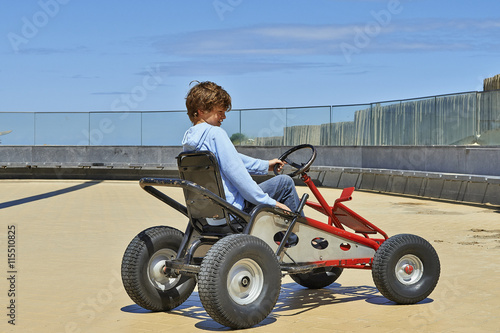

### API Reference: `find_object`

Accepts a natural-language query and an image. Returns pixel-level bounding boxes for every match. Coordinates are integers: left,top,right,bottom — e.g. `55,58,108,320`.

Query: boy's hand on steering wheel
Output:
269,158,285,172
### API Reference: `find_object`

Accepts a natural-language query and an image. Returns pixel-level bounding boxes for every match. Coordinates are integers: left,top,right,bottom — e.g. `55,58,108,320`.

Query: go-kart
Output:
121,144,440,329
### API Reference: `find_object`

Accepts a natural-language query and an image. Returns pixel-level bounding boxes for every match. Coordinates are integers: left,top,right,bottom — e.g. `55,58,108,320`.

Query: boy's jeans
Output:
246,175,304,216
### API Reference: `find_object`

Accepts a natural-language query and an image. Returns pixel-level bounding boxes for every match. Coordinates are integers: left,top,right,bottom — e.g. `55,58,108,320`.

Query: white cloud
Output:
151,18,500,57
144,60,342,77
8,45,90,55
137,18,500,77
252,25,357,41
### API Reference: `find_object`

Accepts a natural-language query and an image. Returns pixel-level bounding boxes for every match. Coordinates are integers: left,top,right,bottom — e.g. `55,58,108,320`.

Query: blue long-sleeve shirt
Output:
182,123,276,210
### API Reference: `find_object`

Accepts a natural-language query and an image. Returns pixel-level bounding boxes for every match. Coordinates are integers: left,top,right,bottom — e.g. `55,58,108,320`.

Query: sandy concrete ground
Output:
0,179,499,333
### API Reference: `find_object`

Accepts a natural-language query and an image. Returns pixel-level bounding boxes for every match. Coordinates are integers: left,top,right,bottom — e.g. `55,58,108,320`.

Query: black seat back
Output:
177,151,229,228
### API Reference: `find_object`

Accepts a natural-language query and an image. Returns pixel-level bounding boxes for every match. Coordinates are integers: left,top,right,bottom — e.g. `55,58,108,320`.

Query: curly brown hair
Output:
185,81,232,124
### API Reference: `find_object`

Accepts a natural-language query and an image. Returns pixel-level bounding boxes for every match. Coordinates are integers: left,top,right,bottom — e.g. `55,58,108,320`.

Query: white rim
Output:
147,249,180,291
227,258,264,305
395,254,424,285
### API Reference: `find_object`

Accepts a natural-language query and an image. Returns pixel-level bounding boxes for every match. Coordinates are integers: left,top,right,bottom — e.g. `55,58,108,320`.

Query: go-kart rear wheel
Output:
372,234,440,304
198,234,281,329
121,226,196,311
290,267,343,289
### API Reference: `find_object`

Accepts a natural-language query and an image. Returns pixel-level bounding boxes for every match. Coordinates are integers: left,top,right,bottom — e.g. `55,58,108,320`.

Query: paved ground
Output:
1,179,499,333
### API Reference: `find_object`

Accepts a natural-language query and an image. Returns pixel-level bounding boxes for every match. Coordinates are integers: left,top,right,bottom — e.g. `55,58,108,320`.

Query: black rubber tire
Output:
290,267,343,289
372,234,440,304
198,234,282,329
121,226,196,311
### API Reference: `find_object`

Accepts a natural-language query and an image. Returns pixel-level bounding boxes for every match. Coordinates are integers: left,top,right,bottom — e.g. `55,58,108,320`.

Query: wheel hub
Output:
241,276,250,287
227,259,264,305
147,249,181,291
395,254,424,285
404,264,414,275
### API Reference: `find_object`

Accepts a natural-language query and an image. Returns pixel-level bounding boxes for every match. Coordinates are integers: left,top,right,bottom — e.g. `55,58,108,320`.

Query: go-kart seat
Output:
177,150,248,234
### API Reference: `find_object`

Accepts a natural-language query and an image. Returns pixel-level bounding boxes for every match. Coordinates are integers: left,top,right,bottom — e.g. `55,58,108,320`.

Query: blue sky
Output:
1,0,500,113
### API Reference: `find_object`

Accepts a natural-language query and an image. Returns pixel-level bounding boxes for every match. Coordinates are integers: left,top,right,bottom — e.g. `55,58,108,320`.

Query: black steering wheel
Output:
273,144,317,177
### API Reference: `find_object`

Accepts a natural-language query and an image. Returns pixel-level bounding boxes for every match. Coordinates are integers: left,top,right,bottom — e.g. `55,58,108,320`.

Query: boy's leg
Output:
258,175,303,214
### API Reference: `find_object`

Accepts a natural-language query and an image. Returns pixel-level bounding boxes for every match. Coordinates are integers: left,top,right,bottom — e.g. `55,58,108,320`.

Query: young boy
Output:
182,81,302,214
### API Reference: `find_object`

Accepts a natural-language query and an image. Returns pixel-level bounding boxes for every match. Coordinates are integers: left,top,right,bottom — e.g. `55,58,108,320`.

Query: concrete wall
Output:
0,146,180,167
0,146,181,180
1,145,499,205
308,166,500,206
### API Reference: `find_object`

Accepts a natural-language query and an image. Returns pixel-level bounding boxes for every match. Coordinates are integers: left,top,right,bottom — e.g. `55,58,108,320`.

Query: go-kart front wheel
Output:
198,234,282,329
372,234,440,304
121,226,196,311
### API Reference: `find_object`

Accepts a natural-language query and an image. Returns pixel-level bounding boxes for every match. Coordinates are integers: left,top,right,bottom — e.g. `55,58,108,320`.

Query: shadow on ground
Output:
0,180,102,209
121,282,433,330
